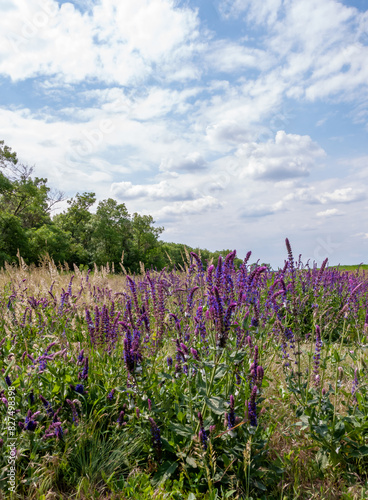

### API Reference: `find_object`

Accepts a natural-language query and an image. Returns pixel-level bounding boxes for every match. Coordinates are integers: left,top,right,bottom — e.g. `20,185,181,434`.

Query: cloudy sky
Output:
1,0,368,267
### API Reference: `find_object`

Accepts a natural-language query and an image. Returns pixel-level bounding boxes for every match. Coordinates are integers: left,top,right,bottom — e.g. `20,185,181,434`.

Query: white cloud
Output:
0,0,199,84
318,187,366,204
110,180,198,201
236,130,325,180
316,208,345,217
205,40,273,73
218,0,282,25
160,152,208,173
155,196,223,218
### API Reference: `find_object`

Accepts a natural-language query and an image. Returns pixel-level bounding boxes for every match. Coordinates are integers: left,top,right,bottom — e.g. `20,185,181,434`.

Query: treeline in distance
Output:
0,140,257,273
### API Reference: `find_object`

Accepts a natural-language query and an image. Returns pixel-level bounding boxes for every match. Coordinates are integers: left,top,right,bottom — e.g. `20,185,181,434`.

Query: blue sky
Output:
1,0,367,267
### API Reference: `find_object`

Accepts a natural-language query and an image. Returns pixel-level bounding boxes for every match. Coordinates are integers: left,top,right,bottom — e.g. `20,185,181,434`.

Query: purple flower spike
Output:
107,389,115,401
248,386,258,427
228,395,235,430
148,399,152,411
198,412,208,450
66,399,79,426
256,366,264,384
19,409,39,432
313,325,322,386
190,348,200,361
352,368,359,401
167,356,173,367
78,357,89,381
75,384,85,395
117,410,126,426
149,417,162,460
40,395,54,417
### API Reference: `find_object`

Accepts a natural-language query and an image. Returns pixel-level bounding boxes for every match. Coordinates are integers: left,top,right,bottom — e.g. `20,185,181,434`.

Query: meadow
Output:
0,240,367,500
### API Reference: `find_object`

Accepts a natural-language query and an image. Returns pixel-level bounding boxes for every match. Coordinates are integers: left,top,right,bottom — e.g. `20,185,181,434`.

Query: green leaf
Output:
169,423,193,438
177,411,185,423
214,365,228,380
153,461,178,485
205,396,225,415
254,480,267,491
52,384,61,394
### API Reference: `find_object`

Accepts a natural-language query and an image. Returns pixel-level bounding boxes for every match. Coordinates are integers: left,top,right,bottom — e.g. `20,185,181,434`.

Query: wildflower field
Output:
1,240,368,500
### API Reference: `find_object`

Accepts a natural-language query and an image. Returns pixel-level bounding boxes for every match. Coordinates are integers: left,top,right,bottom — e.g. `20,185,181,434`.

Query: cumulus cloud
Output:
236,131,325,180
0,0,199,84
110,180,198,201
316,208,345,217
318,187,366,204
205,41,273,73
155,196,223,218
159,152,208,173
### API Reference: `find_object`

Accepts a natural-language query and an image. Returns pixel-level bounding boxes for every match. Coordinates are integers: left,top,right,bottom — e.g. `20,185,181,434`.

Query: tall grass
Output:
0,244,367,499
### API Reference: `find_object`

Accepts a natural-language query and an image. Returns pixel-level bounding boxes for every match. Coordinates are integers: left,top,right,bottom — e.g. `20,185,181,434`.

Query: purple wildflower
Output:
78,357,89,381
228,395,235,430
75,384,85,395
149,417,162,460
77,349,84,365
352,368,359,401
248,386,258,426
313,325,322,386
19,409,40,432
40,395,54,417
66,399,79,426
190,348,200,361
107,389,115,401
198,412,208,450
117,410,126,426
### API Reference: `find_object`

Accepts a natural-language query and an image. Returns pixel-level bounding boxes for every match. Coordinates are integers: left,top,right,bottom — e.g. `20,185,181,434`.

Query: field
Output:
0,243,368,500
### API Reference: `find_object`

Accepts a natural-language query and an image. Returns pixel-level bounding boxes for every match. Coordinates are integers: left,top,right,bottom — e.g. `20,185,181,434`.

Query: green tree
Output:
0,213,29,265
90,198,132,267
129,213,164,270
28,225,73,265
54,192,96,266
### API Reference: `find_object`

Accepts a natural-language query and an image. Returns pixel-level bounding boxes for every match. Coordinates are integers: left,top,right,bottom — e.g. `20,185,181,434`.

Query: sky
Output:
0,0,368,267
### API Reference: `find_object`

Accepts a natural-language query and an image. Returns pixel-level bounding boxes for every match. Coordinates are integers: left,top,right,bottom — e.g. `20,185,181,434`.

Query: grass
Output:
0,249,367,499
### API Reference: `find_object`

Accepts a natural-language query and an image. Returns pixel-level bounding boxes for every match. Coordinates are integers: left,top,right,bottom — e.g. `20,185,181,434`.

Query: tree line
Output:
0,141,247,273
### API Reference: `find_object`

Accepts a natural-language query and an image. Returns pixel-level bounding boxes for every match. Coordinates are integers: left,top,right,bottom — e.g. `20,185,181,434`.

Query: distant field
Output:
337,264,368,272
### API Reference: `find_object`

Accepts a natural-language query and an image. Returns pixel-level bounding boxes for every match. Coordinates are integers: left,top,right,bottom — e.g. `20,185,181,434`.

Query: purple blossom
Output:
149,417,162,460
198,412,207,450
117,410,126,426
313,325,322,386
190,348,200,361
78,357,89,381
40,395,54,417
66,399,79,426
228,395,235,430
248,386,258,427
352,368,359,401
19,410,40,432
75,384,85,395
